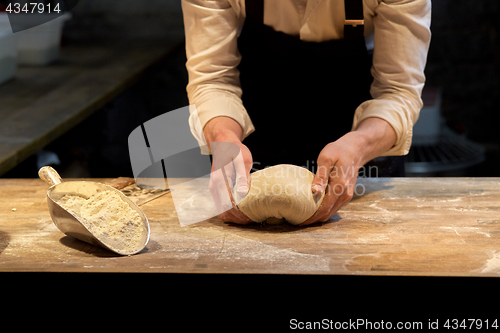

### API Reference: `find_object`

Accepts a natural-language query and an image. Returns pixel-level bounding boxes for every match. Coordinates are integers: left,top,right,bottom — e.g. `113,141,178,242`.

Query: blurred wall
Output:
425,1,500,142
64,0,184,41
424,0,500,176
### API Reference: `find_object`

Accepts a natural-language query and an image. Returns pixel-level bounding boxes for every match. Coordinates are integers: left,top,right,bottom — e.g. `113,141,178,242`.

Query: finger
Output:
317,199,346,223
220,208,253,224
233,150,249,197
210,183,228,216
209,169,233,215
228,207,252,222
236,143,253,181
298,203,326,226
299,183,340,226
317,180,355,222
301,173,355,226
233,143,253,203
312,153,337,195
212,172,252,222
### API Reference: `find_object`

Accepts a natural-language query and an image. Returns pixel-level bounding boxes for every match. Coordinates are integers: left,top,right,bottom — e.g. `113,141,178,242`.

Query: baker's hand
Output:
300,118,397,226
299,132,365,226
204,117,254,224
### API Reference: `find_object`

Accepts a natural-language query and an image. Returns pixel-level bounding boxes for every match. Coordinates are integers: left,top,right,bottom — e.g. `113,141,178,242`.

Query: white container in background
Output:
0,12,71,66
0,32,18,85
16,13,71,65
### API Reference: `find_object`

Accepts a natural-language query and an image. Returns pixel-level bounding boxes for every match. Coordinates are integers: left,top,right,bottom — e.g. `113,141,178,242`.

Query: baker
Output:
182,0,431,225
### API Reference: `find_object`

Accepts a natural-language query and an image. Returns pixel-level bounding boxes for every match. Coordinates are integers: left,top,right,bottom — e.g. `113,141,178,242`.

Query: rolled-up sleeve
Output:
182,0,255,152
352,0,432,156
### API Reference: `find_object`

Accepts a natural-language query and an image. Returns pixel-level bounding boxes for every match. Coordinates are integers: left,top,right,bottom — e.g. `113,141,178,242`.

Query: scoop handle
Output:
38,166,63,186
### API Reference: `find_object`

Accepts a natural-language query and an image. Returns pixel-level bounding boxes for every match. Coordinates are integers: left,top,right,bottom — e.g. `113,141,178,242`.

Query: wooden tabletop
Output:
0,38,178,176
1,177,500,276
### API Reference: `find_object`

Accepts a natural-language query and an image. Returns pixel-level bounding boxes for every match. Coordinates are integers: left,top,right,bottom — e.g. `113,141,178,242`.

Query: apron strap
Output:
245,0,364,39
344,0,365,39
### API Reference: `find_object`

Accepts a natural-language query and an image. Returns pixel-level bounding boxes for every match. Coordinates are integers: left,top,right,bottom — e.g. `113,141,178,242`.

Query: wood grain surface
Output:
1,177,500,276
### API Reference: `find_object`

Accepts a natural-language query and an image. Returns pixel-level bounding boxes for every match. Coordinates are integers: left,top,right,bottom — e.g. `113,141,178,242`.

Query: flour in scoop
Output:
57,190,145,253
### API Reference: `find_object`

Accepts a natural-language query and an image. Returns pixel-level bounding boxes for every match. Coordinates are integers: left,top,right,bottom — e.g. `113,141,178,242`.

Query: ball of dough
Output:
235,164,324,225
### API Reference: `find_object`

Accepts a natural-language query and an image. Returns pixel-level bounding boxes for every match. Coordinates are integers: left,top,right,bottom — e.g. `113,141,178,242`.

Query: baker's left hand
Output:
299,132,365,226
299,118,397,226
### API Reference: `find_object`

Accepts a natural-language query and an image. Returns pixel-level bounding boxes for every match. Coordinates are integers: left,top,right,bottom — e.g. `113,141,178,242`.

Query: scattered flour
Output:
57,190,145,253
480,251,500,274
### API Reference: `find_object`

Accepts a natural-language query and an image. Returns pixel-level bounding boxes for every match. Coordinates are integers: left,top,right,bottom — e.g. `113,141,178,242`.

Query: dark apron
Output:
237,0,404,176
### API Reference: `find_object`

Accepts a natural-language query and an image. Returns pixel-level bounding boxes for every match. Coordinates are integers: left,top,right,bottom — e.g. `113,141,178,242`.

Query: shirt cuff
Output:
352,99,415,156
188,91,255,154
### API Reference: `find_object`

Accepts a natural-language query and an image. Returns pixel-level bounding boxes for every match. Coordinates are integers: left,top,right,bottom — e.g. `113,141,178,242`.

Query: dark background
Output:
424,0,500,177
2,0,499,178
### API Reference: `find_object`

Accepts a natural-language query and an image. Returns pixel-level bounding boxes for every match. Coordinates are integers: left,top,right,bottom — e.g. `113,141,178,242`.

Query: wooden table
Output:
0,38,179,176
1,177,500,276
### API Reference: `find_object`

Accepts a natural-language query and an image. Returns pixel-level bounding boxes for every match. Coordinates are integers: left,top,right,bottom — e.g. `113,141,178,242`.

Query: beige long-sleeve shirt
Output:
182,0,431,156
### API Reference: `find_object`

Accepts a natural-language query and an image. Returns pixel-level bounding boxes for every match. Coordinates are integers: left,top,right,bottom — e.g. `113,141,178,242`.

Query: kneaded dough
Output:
235,164,324,225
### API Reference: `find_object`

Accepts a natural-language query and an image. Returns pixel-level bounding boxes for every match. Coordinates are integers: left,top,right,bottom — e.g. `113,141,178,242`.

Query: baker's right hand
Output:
204,117,254,224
